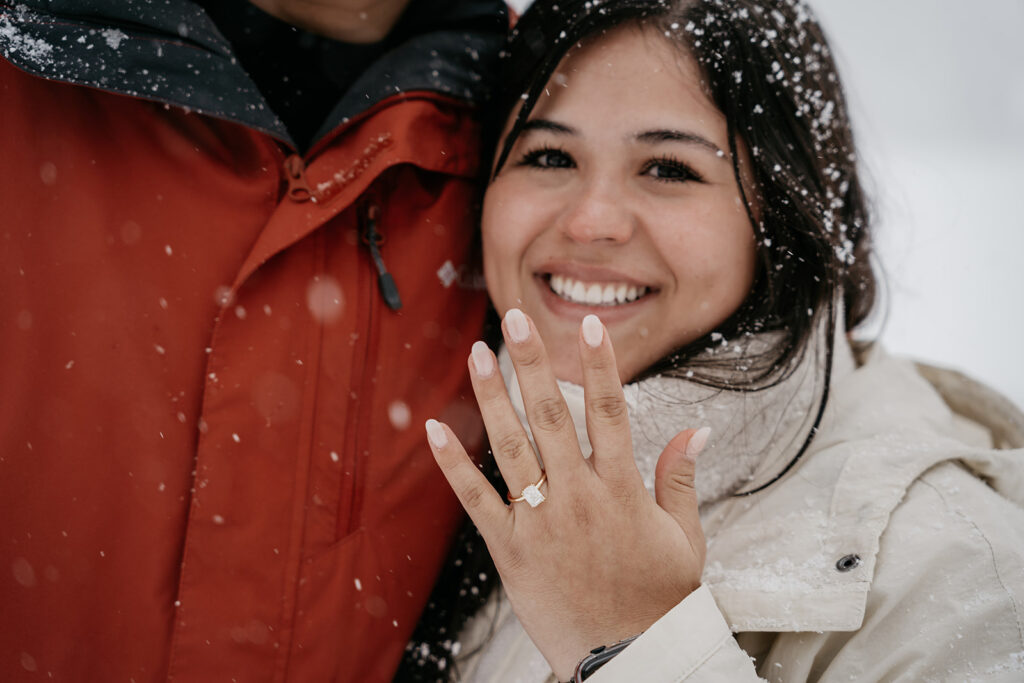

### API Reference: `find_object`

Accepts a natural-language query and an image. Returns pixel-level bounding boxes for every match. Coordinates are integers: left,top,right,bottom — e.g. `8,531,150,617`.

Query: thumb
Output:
654,427,710,547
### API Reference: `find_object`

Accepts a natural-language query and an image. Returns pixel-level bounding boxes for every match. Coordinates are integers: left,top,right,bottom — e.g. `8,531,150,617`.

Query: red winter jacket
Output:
0,1,503,680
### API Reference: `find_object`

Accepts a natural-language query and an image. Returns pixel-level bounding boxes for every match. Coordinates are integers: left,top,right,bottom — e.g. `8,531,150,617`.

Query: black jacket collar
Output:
0,0,507,148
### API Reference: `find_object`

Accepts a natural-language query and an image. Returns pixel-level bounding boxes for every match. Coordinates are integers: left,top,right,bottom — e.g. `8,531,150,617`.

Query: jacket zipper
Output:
359,204,403,311
338,202,389,538
284,154,401,310
284,154,317,203
280,161,398,537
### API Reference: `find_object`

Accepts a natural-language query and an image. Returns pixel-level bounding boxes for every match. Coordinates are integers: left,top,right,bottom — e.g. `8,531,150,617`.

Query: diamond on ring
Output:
521,483,545,507
508,472,547,507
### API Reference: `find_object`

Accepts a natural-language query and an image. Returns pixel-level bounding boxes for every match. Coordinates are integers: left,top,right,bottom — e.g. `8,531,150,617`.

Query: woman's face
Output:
482,24,758,384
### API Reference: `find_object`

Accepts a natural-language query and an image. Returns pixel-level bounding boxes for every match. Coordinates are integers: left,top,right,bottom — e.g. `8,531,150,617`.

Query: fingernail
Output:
471,341,494,378
504,308,530,343
581,314,603,348
425,419,448,449
685,426,711,462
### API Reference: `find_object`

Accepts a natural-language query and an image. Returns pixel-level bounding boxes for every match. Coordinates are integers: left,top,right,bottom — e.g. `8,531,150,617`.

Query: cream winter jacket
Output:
456,345,1024,682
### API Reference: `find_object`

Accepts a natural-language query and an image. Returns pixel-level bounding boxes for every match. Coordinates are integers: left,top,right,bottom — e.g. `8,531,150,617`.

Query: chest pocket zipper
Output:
284,154,402,311
360,204,402,311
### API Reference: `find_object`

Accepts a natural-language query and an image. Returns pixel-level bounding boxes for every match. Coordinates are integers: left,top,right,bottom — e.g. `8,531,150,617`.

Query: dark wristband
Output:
570,633,642,682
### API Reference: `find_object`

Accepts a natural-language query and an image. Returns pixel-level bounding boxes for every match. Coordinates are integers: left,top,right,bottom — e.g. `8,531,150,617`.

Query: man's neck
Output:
246,0,413,42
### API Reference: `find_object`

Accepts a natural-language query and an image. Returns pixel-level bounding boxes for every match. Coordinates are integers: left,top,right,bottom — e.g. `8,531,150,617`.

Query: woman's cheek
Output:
480,217,520,315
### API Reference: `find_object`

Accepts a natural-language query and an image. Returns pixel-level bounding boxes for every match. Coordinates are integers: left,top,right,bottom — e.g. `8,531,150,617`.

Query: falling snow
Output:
100,28,127,50
306,275,344,323
388,401,411,430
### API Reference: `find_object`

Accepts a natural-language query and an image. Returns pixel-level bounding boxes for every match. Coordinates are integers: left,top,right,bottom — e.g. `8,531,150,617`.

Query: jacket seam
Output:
917,474,1024,650
164,299,231,680
339,197,381,538
275,230,330,681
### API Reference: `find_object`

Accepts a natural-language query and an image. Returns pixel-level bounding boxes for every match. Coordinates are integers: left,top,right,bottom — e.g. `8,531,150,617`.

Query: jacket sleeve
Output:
589,585,764,682
590,461,1024,682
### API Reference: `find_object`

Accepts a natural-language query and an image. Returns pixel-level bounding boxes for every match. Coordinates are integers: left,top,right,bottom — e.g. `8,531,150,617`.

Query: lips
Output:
546,273,650,306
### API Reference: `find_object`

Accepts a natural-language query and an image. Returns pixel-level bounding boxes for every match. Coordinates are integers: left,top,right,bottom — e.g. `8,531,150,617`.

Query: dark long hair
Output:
493,0,874,388
397,0,877,679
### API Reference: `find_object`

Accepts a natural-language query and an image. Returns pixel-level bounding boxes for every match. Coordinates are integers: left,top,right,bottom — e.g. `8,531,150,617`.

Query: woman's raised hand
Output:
425,309,708,681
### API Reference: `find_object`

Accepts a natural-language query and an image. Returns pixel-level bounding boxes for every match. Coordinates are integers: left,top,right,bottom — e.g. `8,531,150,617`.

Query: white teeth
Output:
602,284,616,304
548,275,649,306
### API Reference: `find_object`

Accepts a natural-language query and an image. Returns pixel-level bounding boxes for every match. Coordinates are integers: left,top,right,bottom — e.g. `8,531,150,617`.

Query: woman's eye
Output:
642,158,703,183
518,148,575,170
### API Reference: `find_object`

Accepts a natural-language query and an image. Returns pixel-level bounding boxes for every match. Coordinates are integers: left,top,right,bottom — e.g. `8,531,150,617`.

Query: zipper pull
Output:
284,154,316,202
361,205,403,311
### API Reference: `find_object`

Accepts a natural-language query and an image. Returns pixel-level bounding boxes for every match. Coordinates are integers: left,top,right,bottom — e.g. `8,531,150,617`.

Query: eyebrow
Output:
520,119,576,135
635,129,723,155
520,119,724,156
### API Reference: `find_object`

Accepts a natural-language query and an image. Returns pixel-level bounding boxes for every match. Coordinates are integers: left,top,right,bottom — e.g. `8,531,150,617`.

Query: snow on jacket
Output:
0,1,505,681
457,341,1024,682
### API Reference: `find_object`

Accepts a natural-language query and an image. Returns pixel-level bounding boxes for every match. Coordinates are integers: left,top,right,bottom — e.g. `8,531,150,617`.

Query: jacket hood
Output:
0,0,507,147
913,359,1024,449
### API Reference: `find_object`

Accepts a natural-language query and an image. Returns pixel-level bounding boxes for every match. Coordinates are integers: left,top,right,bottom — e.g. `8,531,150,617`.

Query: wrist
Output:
565,633,643,682
554,598,685,678
551,606,676,680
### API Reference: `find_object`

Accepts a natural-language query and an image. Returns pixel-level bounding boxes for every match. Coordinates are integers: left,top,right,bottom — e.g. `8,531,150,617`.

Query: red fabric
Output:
0,58,487,682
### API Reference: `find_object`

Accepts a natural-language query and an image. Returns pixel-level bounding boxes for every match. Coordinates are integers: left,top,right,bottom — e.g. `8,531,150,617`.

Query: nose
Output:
561,179,637,244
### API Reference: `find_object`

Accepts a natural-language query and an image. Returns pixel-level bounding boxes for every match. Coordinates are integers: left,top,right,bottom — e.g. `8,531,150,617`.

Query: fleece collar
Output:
499,312,854,506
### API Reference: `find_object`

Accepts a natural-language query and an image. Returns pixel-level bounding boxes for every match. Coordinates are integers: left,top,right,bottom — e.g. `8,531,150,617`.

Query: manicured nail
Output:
471,341,494,378
504,308,530,343
685,426,711,462
581,314,603,348
425,419,448,449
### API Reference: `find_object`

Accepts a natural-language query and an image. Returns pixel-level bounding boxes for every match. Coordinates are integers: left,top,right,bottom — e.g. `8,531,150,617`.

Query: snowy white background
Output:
508,0,1024,408
811,0,1024,410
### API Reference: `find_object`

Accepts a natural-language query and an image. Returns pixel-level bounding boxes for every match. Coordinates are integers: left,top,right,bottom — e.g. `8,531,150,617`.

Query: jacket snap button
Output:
835,554,861,572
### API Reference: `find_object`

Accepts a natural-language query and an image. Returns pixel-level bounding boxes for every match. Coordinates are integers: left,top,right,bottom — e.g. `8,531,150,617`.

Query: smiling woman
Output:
485,0,877,399
398,1,1024,682
482,26,757,384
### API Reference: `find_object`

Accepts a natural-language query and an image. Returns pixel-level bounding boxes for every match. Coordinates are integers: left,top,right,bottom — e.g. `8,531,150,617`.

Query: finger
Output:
502,308,584,478
578,314,636,483
467,340,545,499
425,419,510,538
654,427,709,558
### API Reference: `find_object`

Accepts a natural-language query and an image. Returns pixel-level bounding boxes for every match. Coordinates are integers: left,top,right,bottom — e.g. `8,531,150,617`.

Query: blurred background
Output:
507,0,1024,408
812,0,1024,410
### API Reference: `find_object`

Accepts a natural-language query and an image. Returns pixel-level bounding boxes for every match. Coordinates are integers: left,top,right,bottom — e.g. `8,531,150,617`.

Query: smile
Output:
547,274,650,306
